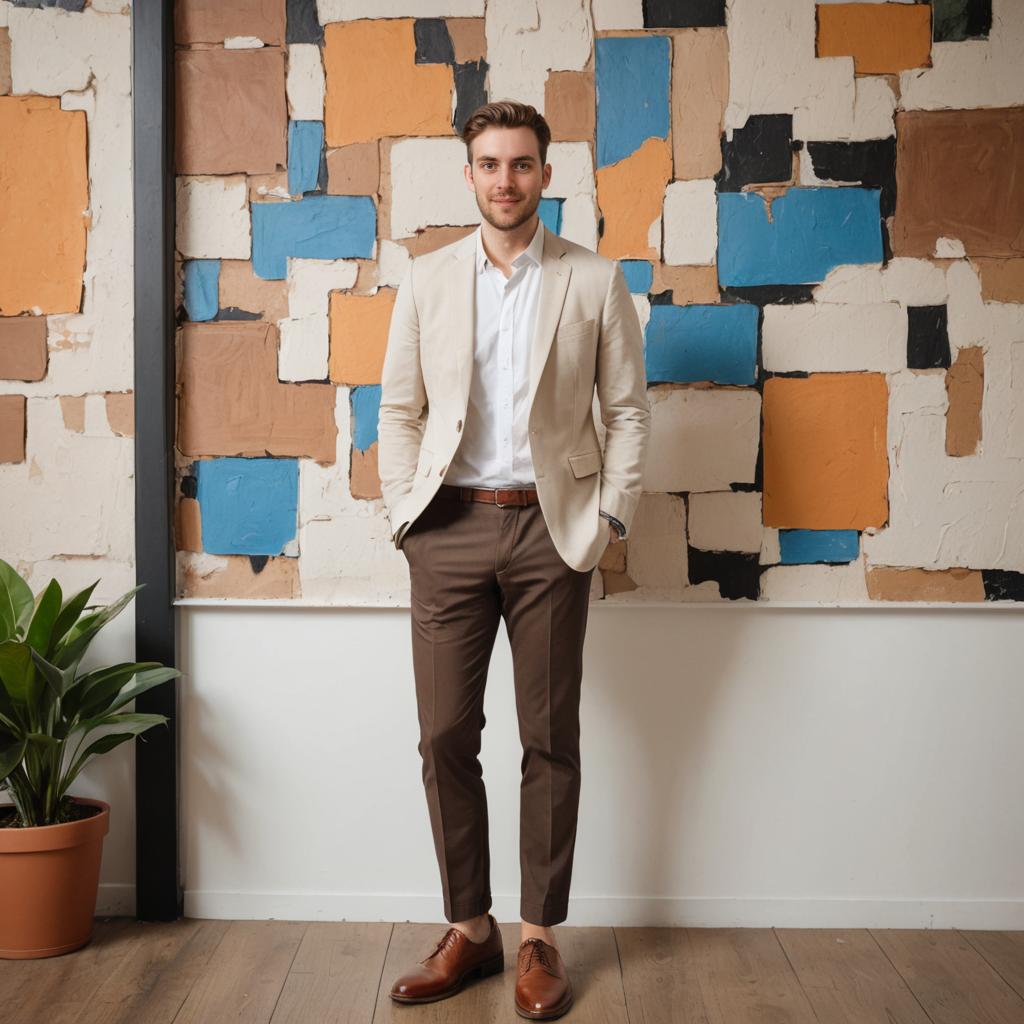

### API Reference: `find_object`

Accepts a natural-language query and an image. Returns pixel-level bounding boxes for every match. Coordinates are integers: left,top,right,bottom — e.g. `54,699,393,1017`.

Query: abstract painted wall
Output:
171,0,1024,607
0,1,135,603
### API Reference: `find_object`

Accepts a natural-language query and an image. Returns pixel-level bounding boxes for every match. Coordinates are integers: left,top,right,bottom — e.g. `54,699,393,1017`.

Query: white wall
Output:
115,605,1024,929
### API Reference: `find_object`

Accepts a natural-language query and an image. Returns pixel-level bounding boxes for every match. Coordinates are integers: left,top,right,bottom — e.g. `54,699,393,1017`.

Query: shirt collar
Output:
475,216,545,275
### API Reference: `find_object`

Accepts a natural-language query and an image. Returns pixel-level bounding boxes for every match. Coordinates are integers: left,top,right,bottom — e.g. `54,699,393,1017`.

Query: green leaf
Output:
61,715,168,791
27,647,75,702
26,579,63,657
70,710,170,740
49,579,98,651
0,641,38,706
0,732,27,786
23,732,60,751
0,559,35,644
79,665,180,720
54,585,143,669
69,661,162,718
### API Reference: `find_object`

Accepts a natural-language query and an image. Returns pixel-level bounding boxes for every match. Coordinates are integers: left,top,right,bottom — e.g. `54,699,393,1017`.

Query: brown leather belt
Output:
438,483,540,508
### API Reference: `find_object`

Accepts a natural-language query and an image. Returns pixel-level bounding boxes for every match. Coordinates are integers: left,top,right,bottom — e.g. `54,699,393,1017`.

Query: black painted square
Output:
643,0,726,28
287,0,324,45
415,19,456,64
907,305,951,370
934,0,992,42
715,115,793,192
454,60,488,135
805,138,897,218
688,547,762,601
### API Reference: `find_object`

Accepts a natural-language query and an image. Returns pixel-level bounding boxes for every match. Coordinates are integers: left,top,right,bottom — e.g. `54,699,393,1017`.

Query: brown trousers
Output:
400,484,595,926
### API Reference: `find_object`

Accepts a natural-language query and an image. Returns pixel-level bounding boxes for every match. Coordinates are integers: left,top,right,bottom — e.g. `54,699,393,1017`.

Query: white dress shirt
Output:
442,217,545,489
441,216,626,537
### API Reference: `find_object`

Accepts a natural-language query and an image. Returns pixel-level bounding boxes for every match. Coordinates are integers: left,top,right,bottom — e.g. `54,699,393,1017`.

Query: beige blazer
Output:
378,223,651,572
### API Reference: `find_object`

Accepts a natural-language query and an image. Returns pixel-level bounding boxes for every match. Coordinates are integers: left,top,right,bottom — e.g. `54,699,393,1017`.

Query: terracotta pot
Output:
0,797,111,959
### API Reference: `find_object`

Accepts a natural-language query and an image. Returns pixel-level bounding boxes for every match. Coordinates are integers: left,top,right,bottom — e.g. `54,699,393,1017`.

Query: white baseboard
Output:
112,890,1024,930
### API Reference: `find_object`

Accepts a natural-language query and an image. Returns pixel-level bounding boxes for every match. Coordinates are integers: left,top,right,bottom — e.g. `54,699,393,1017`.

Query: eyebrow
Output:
475,154,537,163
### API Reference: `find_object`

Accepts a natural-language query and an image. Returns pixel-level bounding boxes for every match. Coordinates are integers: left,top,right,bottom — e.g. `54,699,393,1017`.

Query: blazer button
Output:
456,419,463,431
439,464,447,475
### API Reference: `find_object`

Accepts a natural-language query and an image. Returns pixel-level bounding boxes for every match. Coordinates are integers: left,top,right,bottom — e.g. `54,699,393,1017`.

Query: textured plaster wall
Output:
169,0,1024,608
0,1,135,602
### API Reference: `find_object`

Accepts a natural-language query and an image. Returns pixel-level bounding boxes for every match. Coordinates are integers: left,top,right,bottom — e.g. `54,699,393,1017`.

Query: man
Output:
379,99,650,1019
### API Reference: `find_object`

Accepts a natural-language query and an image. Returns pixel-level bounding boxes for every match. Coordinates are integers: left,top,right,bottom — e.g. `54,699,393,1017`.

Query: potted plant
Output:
0,557,179,959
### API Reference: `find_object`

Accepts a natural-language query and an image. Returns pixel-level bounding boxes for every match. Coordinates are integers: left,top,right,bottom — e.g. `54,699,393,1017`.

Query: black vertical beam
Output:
132,0,182,921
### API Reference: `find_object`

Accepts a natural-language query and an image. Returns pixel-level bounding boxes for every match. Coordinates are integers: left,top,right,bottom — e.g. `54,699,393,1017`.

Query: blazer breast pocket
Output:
556,318,597,343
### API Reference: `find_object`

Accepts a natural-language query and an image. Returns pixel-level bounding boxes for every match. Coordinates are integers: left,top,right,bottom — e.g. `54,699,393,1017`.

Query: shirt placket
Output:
498,267,520,480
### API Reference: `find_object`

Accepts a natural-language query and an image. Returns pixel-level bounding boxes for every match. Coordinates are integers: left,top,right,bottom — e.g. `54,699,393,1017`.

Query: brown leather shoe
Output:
514,937,574,1019
389,913,504,1004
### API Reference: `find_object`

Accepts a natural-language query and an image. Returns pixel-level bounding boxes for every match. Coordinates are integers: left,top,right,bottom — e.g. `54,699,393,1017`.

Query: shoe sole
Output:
390,950,505,1004
514,979,575,1020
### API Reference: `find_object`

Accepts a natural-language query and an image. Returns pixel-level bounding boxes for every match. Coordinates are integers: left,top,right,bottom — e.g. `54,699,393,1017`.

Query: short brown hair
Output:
461,100,552,167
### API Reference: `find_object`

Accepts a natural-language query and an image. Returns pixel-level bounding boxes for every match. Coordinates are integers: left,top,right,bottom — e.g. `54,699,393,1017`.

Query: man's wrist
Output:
599,509,626,539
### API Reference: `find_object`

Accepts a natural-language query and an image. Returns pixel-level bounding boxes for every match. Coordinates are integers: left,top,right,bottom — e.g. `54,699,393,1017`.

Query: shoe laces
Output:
422,926,461,963
519,936,553,975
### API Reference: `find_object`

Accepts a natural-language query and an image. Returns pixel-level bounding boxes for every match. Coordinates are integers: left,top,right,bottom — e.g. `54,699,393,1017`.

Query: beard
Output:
476,189,541,232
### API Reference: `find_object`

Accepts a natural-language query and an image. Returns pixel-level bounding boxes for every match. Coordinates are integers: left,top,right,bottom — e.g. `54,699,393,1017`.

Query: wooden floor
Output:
1,918,1022,1023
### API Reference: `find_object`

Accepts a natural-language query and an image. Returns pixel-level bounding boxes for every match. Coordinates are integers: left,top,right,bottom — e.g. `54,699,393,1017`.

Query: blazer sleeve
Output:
595,262,651,538
378,259,427,529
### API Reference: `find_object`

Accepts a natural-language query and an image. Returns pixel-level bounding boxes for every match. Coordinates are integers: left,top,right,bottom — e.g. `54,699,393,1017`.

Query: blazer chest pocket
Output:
557,318,596,343
568,448,603,478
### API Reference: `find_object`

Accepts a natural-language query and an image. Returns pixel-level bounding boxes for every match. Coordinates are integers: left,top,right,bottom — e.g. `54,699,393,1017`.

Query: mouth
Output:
493,197,520,205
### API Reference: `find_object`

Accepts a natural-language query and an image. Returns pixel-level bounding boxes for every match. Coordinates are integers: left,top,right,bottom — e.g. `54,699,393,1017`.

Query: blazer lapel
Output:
448,233,477,412
527,226,571,417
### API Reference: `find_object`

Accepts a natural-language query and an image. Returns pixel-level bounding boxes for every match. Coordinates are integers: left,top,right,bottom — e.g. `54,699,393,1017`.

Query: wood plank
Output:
871,928,1024,1024
616,926,818,1024
269,921,392,1024
371,921,627,1023
958,931,1024,1003
75,918,231,1024
171,920,307,1024
776,928,932,1024
0,918,140,1024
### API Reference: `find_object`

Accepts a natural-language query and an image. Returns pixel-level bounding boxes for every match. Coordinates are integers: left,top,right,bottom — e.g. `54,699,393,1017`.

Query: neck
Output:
480,213,539,268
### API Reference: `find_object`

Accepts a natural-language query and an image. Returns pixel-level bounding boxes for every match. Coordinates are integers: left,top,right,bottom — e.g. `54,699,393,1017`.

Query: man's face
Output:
464,126,551,232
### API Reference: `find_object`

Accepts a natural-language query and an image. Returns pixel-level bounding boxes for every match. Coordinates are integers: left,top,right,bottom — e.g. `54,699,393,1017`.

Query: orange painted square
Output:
816,3,932,75
595,136,672,260
0,97,87,316
329,288,396,385
323,19,454,148
763,373,889,530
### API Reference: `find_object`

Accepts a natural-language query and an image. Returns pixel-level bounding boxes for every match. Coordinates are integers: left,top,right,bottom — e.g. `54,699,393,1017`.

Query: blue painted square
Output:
196,457,298,556
619,259,653,293
717,188,883,286
183,259,220,322
779,529,860,565
353,384,381,451
538,197,564,235
645,303,759,385
595,35,670,168
288,120,325,196
252,194,376,279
